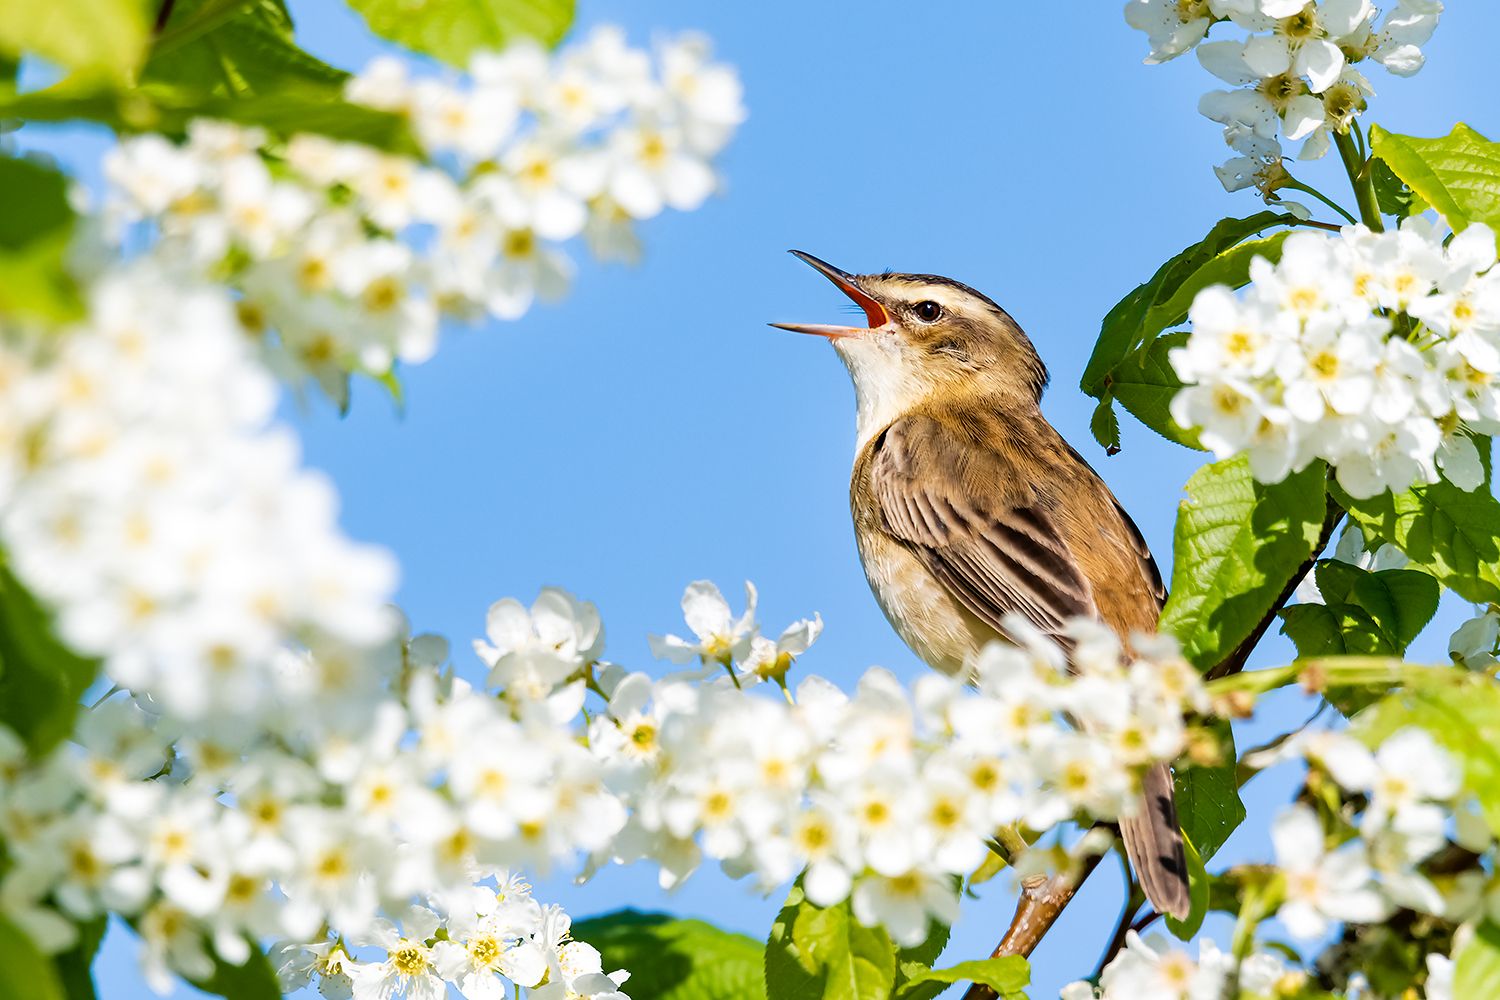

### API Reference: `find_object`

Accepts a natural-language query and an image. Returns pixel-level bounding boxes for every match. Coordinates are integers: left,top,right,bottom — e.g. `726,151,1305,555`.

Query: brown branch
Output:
1205,494,1344,681
960,853,1106,1000
154,0,178,33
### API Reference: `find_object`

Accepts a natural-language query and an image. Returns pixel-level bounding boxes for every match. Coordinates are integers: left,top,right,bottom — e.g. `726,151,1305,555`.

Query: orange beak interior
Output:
770,250,889,339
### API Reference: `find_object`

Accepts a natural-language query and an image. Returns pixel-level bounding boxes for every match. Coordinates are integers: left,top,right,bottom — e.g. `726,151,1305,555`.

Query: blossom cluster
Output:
104,28,744,406
1124,0,1441,194
0,259,398,724
1068,726,1477,1000
0,580,1208,993
1169,220,1499,498
0,616,630,999
597,583,1208,946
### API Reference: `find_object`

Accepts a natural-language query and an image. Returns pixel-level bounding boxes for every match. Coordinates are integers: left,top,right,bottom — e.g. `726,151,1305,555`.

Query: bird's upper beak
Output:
770,250,891,340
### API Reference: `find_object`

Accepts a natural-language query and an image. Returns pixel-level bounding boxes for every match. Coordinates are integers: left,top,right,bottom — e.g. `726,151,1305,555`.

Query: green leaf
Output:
0,154,81,322
1356,671,1500,837
1351,569,1441,651
54,916,106,1000
1164,837,1209,941
1173,719,1244,862
1081,213,1293,401
1107,332,1202,451
570,911,763,1000
0,0,152,84
1090,393,1121,456
1370,123,1500,233
1369,156,1424,222
766,884,897,1000
1454,921,1500,1000
180,941,280,1000
1279,602,1344,656
0,562,99,756
1337,441,1500,606
347,0,575,66
0,913,66,1000
1159,457,1328,671
1281,564,1439,662
0,83,420,155
895,957,1029,997
146,0,350,97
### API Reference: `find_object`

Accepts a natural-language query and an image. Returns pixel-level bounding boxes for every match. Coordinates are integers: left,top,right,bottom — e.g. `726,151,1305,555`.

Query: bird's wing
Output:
867,414,1098,641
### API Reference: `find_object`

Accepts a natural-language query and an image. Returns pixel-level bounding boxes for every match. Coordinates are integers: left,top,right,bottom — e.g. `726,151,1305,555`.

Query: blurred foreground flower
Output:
104,28,744,407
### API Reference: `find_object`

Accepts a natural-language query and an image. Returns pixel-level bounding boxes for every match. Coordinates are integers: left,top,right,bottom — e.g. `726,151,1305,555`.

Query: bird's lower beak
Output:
770,250,890,340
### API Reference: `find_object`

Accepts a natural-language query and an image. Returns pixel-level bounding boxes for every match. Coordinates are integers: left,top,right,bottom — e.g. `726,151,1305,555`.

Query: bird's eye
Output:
913,301,943,323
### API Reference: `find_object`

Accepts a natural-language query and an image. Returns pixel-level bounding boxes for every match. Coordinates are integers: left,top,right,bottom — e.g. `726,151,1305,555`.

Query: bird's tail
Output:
1119,761,1190,919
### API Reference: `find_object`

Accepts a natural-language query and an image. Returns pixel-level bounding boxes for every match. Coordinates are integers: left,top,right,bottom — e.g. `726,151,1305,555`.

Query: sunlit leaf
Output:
1370,123,1500,233
347,0,574,66
0,0,152,84
571,911,763,1000
1160,457,1328,670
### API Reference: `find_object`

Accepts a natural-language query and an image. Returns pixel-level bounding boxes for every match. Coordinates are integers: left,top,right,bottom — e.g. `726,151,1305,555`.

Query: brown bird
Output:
773,250,1190,919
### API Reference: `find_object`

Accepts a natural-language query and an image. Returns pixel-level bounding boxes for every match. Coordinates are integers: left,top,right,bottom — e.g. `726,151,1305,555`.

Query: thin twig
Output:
1205,495,1344,681
154,0,178,33
1091,856,1144,980
1130,908,1161,934
960,851,1107,1000
1289,217,1344,233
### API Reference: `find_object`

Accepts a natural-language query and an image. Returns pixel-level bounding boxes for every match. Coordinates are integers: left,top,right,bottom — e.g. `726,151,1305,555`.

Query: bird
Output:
771,249,1190,920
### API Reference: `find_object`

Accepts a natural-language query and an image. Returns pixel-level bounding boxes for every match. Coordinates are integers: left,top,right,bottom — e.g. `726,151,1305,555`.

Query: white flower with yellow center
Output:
1273,804,1389,939
648,580,760,668
351,906,445,1000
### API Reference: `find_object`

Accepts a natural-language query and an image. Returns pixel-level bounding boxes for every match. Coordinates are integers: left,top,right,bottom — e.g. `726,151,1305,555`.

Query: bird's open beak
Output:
770,250,890,340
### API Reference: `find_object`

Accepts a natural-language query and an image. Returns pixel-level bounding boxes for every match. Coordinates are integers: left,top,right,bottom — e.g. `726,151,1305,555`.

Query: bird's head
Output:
772,251,1048,431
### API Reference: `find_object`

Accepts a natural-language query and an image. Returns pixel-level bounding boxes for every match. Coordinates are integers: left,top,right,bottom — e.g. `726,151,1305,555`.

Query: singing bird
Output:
772,250,1190,919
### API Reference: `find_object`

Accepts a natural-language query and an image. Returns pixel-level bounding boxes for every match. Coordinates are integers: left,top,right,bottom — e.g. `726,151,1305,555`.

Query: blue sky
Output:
44,1,1498,997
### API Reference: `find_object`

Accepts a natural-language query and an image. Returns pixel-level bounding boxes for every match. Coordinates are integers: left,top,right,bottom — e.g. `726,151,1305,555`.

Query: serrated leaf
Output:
1108,332,1203,452
146,0,350,97
571,910,762,1000
1090,393,1121,455
1280,603,1345,657
1173,719,1244,862
1338,441,1500,606
0,914,65,1000
1455,921,1500,1000
1356,671,1500,837
766,885,897,1000
1283,565,1439,664
1159,457,1328,671
1370,123,1500,233
0,562,99,756
1352,570,1440,651
1164,837,1209,941
348,0,574,66
1369,156,1423,222
0,0,152,84
895,956,1029,997
1082,213,1294,402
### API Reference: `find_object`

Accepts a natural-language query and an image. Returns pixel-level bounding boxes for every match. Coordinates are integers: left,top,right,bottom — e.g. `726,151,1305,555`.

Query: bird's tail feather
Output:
1119,761,1190,919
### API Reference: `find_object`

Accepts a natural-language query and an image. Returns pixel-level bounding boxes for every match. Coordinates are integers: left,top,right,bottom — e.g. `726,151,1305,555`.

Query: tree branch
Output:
960,852,1107,1000
154,0,178,33
1206,494,1344,681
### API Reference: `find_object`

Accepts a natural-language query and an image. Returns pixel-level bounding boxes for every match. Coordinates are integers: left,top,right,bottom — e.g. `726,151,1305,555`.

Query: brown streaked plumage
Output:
774,251,1189,919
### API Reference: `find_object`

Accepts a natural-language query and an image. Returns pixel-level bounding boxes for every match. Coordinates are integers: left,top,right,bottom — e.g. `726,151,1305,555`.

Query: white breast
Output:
854,527,995,677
